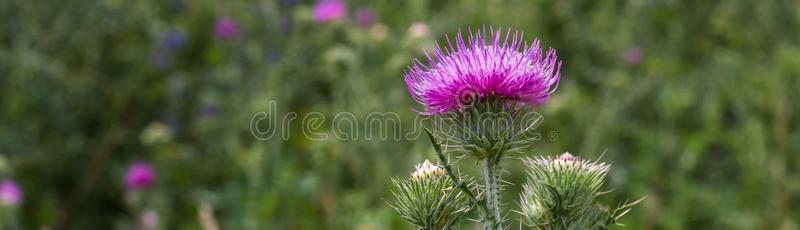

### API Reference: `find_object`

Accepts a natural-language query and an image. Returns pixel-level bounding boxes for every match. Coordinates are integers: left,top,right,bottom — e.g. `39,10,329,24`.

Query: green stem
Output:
433,144,493,226
425,129,493,226
481,158,503,229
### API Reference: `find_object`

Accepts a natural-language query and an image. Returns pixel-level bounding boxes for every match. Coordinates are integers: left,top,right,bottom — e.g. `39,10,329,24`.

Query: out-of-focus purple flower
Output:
408,22,430,38
404,28,562,114
0,179,22,205
125,162,156,190
312,0,347,23
625,46,643,65
355,8,375,27
214,17,241,40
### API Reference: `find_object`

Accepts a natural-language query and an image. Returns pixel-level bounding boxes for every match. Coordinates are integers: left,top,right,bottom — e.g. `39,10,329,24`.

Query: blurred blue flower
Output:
281,0,298,7
152,30,187,69
163,31,187,50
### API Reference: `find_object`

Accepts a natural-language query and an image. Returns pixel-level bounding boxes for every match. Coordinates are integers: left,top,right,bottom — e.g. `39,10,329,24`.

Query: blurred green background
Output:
1,0,799,229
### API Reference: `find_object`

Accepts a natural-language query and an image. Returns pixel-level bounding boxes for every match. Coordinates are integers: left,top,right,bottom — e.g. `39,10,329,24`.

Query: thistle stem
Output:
433,143,492,226
480,158,503,229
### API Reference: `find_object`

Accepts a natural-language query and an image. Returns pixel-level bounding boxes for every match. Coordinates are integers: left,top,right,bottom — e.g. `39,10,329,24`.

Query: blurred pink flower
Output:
214,17,241,40
140,209,159,230
313,0,347,23
408,22,430,38
125,162,156,190
355,7,375,27
625,46,643,65
0,179,22,205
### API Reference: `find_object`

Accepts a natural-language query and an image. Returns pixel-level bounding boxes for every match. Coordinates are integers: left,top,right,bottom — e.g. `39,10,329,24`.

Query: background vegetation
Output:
1,0,799,229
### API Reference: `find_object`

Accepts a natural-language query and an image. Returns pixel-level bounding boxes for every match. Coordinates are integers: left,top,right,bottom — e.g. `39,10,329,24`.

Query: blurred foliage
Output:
1,0,799,229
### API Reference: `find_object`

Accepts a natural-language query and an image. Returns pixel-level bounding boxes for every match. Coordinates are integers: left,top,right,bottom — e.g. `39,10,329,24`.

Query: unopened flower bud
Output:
558,152,577,162
411,160,445,180
391,160,469,229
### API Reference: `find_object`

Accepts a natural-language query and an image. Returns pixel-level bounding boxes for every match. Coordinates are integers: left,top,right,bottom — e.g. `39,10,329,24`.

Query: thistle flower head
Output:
312,0,347,23
410,160,445,180
404,28,561,115
0,179,22,206
125,162,156,190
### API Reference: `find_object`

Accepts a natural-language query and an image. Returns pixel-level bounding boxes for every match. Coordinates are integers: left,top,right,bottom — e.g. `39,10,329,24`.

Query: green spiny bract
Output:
519,153,641,229
432,97,543,160
390,160,470,230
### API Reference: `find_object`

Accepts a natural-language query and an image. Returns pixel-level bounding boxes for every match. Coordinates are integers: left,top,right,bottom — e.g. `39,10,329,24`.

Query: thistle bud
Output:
557,152,577,162
519,152,640,229
390,160,469,229
410,160,445,180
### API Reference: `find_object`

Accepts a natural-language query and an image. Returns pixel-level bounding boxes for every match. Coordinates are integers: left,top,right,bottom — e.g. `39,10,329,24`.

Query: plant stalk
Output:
480,158,503,229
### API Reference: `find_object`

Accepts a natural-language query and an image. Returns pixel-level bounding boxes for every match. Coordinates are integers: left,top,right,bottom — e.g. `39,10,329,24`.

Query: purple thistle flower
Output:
312,0,347,23
125,162,156,190
625,46,643,65
404,28,562,114
355,7,375,27
214,17,241,40
0,179,22,205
